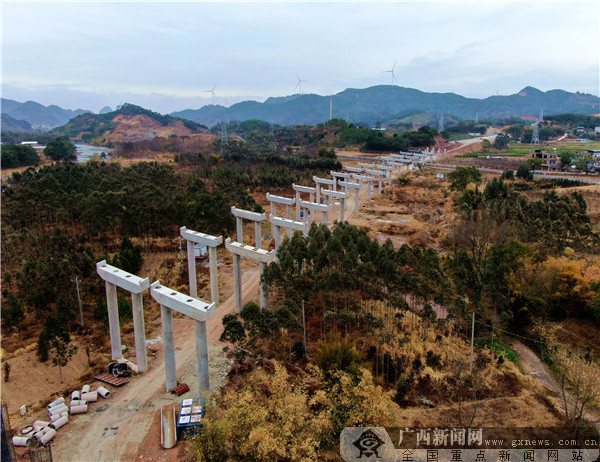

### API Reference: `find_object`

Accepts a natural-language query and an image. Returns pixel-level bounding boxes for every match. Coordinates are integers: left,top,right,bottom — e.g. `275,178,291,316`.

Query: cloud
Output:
2,1,598,112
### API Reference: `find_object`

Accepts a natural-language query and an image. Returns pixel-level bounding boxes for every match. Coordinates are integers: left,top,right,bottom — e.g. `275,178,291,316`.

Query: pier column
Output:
232,254,242,313
259,262,268,309
105,282,122,361
161,305,177,390
131,292,148,372
286,205,292,237
209,246,219,305
186,240,197,298
236,217,243,243
196,320,209,394
255,221,261,249
274,224,282,250
295,191,301,220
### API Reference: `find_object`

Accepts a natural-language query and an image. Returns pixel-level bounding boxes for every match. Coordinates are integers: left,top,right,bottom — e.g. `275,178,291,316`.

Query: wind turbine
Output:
382,60,397,85
295,73,307,95
204,83,218,104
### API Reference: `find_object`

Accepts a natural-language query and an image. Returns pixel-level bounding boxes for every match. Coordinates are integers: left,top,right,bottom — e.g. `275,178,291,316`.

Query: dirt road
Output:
511,341,599,431
50,269,261,462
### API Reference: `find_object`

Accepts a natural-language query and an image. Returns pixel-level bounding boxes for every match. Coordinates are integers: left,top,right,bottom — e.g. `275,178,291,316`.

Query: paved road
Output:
427,163,600,185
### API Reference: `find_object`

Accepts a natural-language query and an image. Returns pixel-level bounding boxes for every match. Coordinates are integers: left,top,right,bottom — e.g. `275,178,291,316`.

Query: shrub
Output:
315,337,361,377
292,341,306,358
425,350,442,368
1,144,40,168
501,169,515,180
189,363,397,461
44,135,76,161
474,337,518,362
448,166,482,191
112,237,143,275
516,164,534,181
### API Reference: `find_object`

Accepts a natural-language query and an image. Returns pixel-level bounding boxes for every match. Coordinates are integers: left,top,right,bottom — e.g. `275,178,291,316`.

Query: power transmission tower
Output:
531,122,540,144
438,112,444,131
539,109,544,122
474,112,479,124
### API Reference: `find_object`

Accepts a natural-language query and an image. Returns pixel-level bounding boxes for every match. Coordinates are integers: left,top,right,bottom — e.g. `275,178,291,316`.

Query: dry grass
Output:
544,319,600,360
394,391,566,428
349,171,458,250
361,301,527,405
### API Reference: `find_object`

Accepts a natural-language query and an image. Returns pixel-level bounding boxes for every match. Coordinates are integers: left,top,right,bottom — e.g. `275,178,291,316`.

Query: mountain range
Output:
1,113,34,132
2,86,599,132
1,98,91,129
171,86,600,126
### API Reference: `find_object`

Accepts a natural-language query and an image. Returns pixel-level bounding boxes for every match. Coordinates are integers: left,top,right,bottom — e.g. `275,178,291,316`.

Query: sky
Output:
2,1,599,114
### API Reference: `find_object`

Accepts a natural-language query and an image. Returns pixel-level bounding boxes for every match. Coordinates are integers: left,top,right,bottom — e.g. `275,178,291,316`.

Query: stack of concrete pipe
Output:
19,385,113,445
47,402,68,418
34,426,57,445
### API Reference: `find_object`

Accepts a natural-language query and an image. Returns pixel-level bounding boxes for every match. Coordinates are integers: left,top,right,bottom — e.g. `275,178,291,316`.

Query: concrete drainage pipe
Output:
12,436,32,447
69,404,88,414
81,391,98,402
33,421,50,431
48,404,69,416
20,426,34,435
47,397,65,409
34,427,51,442
50,413,64,423
50,415,69,430
97,386,111,399
40,428,57,445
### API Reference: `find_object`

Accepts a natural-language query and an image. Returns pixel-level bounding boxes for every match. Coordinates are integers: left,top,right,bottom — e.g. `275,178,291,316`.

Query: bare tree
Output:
434,357,504,429
51,337,78,383
556,349,600,436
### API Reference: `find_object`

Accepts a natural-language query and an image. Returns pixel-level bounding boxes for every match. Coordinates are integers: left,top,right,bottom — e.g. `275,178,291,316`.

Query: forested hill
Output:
1,113,33,132
52,103,209,145
1,98,91,129
171,85,600,126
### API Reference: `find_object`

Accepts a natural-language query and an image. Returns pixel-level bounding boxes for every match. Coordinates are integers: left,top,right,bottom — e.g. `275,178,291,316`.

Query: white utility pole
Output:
176,236,184,273
470,312,475,373
302,300,307,352
74,276,83,327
